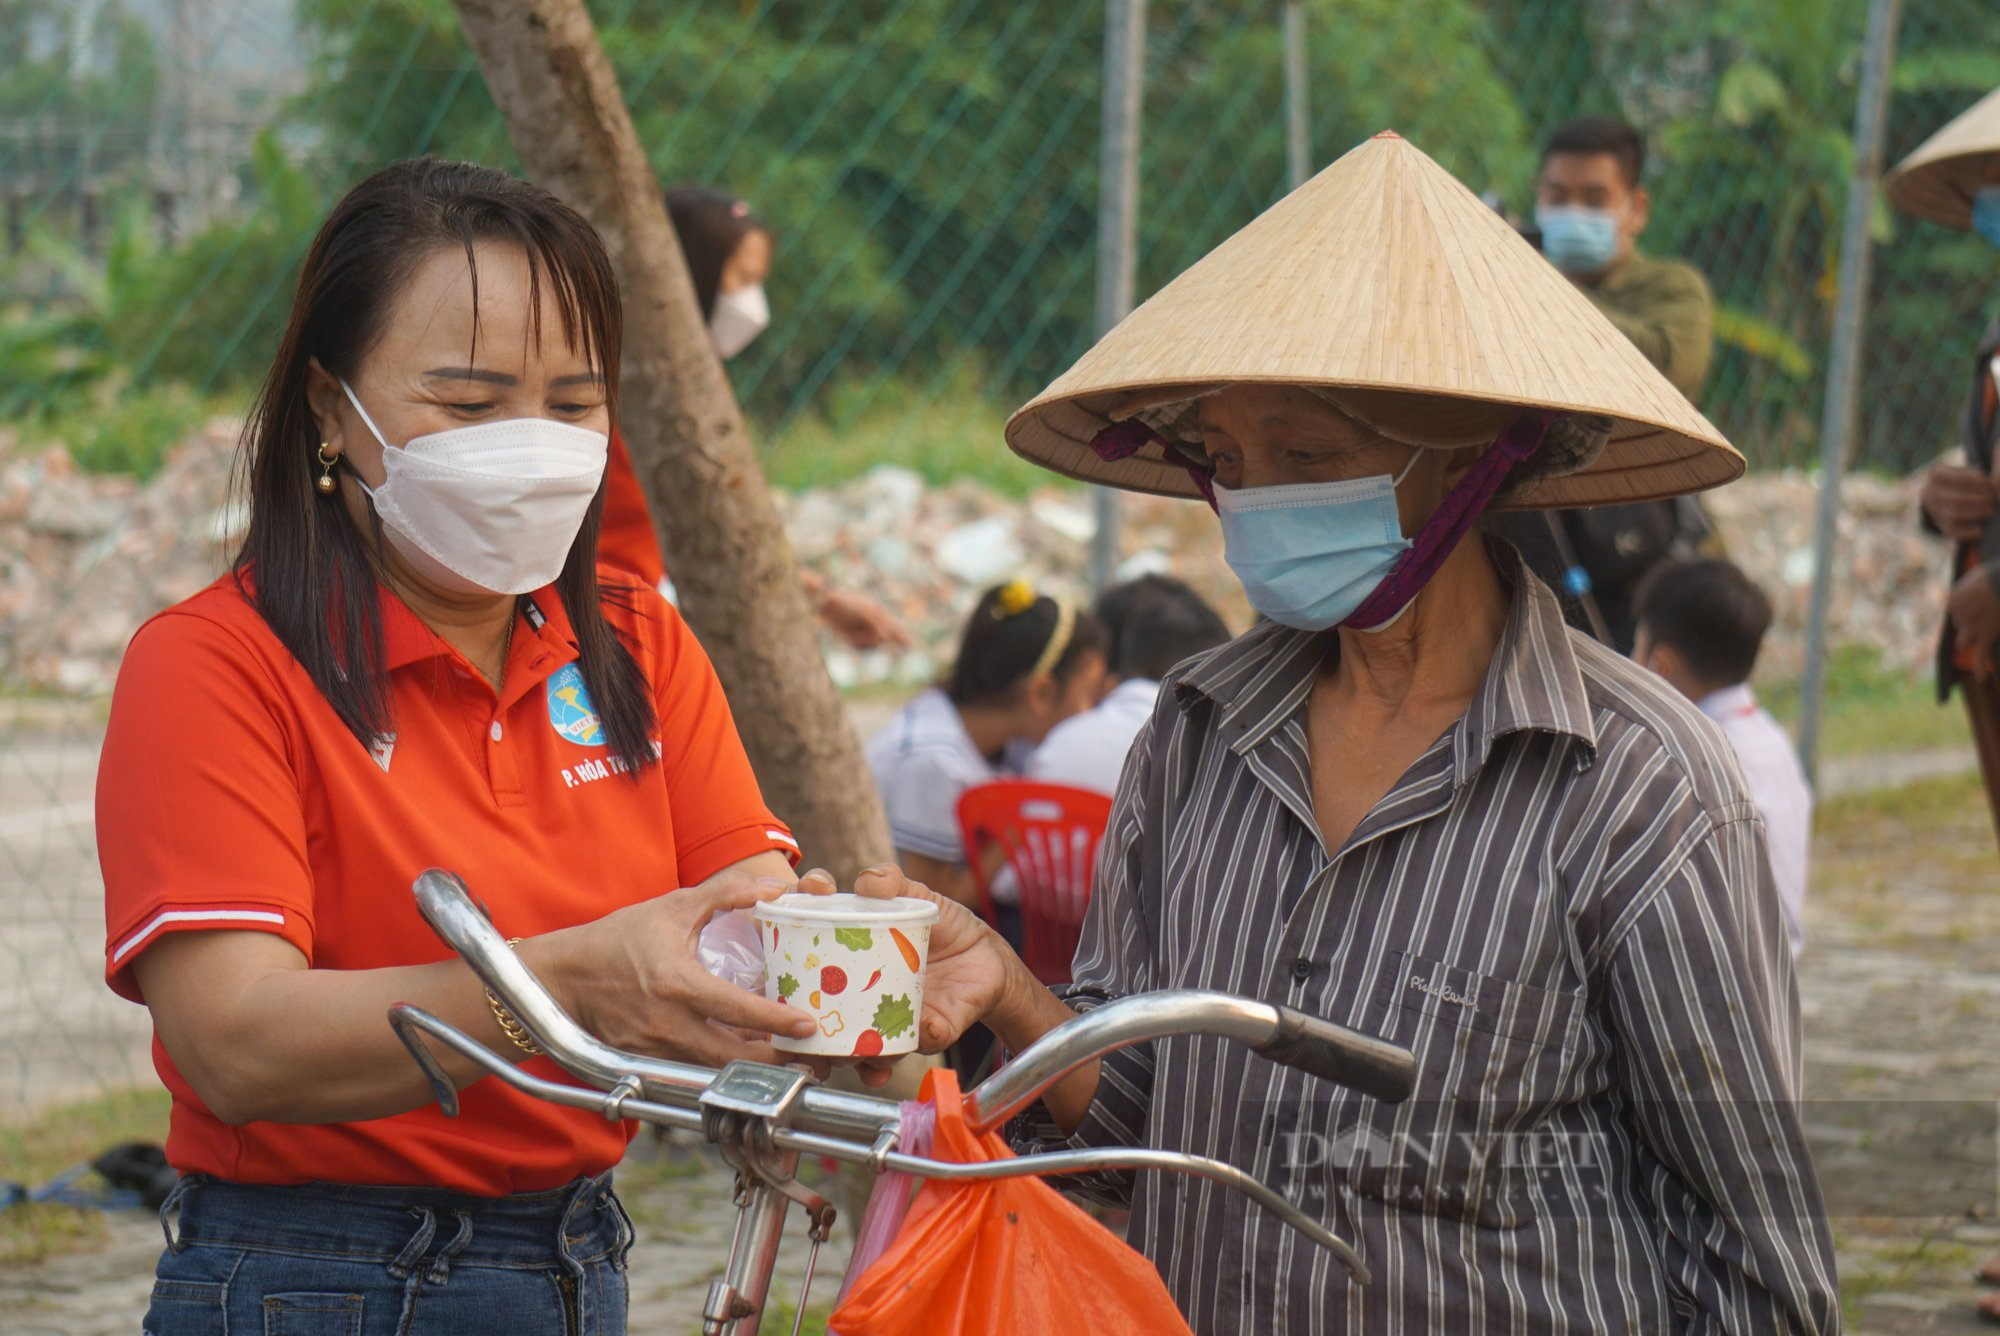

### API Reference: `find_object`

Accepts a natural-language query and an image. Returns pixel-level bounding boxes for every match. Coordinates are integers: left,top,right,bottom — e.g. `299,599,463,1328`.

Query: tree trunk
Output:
449,0,891,882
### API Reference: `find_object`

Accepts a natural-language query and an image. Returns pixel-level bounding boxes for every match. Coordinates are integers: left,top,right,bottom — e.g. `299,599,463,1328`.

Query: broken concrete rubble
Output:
0,427,1954,698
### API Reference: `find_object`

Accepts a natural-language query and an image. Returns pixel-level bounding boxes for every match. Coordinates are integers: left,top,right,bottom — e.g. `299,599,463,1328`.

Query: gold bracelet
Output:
486,937,544,1056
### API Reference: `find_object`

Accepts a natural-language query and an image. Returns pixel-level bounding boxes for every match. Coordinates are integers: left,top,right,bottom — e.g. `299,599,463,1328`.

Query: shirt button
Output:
1290,958,1313,982
489,721,503,742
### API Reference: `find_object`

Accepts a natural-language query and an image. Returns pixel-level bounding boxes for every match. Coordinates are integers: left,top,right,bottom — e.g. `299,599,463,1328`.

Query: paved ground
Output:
3,711,1998,1332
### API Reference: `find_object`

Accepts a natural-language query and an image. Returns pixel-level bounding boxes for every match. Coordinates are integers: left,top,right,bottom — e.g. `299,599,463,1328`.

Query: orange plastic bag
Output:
827,1068,1193,1336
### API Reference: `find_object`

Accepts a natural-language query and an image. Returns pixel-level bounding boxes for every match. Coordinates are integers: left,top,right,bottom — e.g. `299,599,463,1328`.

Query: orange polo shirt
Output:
98,569,796,1195
598,430,667,587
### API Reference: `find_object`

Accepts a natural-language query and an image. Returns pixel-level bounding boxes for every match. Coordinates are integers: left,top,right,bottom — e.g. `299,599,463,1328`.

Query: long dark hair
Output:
235,156,657,776
665,184,772,319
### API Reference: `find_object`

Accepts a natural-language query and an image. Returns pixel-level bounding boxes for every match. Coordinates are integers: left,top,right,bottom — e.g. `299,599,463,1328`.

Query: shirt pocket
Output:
1335,948,1583,1228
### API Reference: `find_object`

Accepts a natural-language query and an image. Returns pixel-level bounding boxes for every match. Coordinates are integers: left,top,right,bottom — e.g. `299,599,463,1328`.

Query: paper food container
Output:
751,893,939,1057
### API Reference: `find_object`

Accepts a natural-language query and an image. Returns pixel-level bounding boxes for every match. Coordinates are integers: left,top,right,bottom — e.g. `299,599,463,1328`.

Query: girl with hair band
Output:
864,579,1108,929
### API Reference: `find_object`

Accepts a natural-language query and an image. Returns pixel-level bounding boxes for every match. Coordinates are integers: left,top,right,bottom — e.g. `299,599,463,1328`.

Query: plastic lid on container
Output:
751,892,940,925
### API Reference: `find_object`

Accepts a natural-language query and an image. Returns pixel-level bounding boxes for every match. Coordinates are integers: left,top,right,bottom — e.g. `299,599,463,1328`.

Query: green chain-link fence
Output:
2,0,1998,1125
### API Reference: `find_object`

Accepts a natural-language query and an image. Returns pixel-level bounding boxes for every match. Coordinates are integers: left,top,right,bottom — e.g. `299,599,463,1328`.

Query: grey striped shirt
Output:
1018,550,1838,1334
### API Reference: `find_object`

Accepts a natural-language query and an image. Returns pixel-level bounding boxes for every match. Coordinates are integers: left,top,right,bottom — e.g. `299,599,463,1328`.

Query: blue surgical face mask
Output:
1537,204,1622,275
1215,456,1419,632
1974,185,2000,249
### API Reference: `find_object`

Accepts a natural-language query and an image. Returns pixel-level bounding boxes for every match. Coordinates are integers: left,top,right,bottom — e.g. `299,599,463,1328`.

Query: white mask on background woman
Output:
709,284,770,360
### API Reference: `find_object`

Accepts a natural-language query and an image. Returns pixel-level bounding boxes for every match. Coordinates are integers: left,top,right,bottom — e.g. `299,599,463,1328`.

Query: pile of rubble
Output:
0,422,242,695
0,421,1953,697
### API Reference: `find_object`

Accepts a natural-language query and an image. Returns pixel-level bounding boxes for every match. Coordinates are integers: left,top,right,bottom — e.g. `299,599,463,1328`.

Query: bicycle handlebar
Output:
412,869,903,1143
389,1001,1371,1280
401,867,1418,1284
965,991,1414,1132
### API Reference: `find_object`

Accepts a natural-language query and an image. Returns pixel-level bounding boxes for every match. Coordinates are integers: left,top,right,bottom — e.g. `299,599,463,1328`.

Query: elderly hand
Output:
1921,464,1997,544
1951,565,2000,678
545,873,816,1069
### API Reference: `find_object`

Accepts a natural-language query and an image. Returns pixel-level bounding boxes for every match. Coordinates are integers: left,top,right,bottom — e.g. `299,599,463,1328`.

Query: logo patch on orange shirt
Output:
546,664,604,747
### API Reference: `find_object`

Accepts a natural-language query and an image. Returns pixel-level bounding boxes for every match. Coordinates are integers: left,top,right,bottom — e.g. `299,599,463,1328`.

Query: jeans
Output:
142,1172,633,1335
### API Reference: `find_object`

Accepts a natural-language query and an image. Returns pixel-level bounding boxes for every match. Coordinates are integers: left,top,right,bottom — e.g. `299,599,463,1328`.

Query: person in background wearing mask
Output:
1632,559,1810,958
1027,575,1230,796
598,184,909,651
1496,115,1717,652
866,580,1108,919
873,132,1834,1332
1882,84,2000,1324
98,160,823,1334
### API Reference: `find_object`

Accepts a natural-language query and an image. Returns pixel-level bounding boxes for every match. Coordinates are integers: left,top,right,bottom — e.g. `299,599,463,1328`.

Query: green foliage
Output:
776,971,798,999
0,133,318,473
104,134,325,393
832,926,873,952
3,0,1998,485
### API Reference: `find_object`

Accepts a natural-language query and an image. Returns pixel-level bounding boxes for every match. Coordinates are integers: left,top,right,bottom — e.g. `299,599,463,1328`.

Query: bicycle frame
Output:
390,870,1416,1334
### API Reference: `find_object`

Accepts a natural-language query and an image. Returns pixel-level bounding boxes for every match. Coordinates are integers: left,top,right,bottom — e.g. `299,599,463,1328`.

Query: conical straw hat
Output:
1885,87,2000,229
1004,132,1741,510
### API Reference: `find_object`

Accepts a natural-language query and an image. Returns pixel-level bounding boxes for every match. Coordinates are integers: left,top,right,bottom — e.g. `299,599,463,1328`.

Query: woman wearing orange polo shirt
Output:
99,159,816,1335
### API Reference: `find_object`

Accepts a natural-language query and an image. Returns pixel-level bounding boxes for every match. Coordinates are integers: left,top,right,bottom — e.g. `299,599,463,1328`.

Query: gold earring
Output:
315,442,338,494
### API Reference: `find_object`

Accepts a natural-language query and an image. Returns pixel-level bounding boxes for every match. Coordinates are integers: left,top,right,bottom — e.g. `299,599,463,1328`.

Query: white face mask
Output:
340,380,607,597
709,284,769,360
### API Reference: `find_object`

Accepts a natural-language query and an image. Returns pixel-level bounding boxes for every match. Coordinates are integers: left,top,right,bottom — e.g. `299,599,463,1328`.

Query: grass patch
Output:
0,1085,169,1266
1817,770,1986,830
0,1204,107,1266
1,1086,170,1187
1761,645,1967,761
759,369,1051,498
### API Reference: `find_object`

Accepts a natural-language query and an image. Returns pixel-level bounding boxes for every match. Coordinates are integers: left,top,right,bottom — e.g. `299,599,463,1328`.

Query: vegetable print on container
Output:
752,893,938,1056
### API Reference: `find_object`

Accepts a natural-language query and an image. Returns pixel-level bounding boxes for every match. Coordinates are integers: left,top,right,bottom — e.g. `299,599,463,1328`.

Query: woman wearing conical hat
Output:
1886,88,2000,862
1885,85,2000,1322
865,133,1837,1331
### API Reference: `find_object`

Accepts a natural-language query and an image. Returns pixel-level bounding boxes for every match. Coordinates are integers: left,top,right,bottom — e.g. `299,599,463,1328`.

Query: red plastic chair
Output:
956,780,1114,984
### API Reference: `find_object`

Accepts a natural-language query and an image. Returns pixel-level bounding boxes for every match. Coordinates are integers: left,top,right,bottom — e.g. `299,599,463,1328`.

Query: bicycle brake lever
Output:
389,1003,463,1118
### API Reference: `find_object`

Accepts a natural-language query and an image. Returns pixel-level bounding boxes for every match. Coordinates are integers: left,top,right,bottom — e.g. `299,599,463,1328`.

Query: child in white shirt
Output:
1633,558,1812,957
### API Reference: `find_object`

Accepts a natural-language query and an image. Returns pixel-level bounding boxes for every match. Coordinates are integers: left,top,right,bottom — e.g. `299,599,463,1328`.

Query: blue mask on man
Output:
1215,456,1419,632
1973,185,2000,249
1537,205,1622,275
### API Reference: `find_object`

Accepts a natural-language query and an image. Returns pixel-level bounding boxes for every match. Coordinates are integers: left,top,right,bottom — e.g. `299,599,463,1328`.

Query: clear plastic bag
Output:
696,907,766,992
697,908,768,1041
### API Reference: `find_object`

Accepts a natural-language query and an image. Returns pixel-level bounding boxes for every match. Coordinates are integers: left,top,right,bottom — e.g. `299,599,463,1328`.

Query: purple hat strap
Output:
1088,418,1217,508
1339,408,1557,630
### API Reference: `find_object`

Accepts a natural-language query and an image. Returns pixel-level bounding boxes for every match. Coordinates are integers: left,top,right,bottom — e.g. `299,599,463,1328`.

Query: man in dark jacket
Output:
1497,115,1716,651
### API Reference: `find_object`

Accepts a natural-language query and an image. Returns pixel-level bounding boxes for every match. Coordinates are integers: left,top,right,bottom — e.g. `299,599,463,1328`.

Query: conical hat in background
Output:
1004,132,1742,510
1884,87,2000,229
